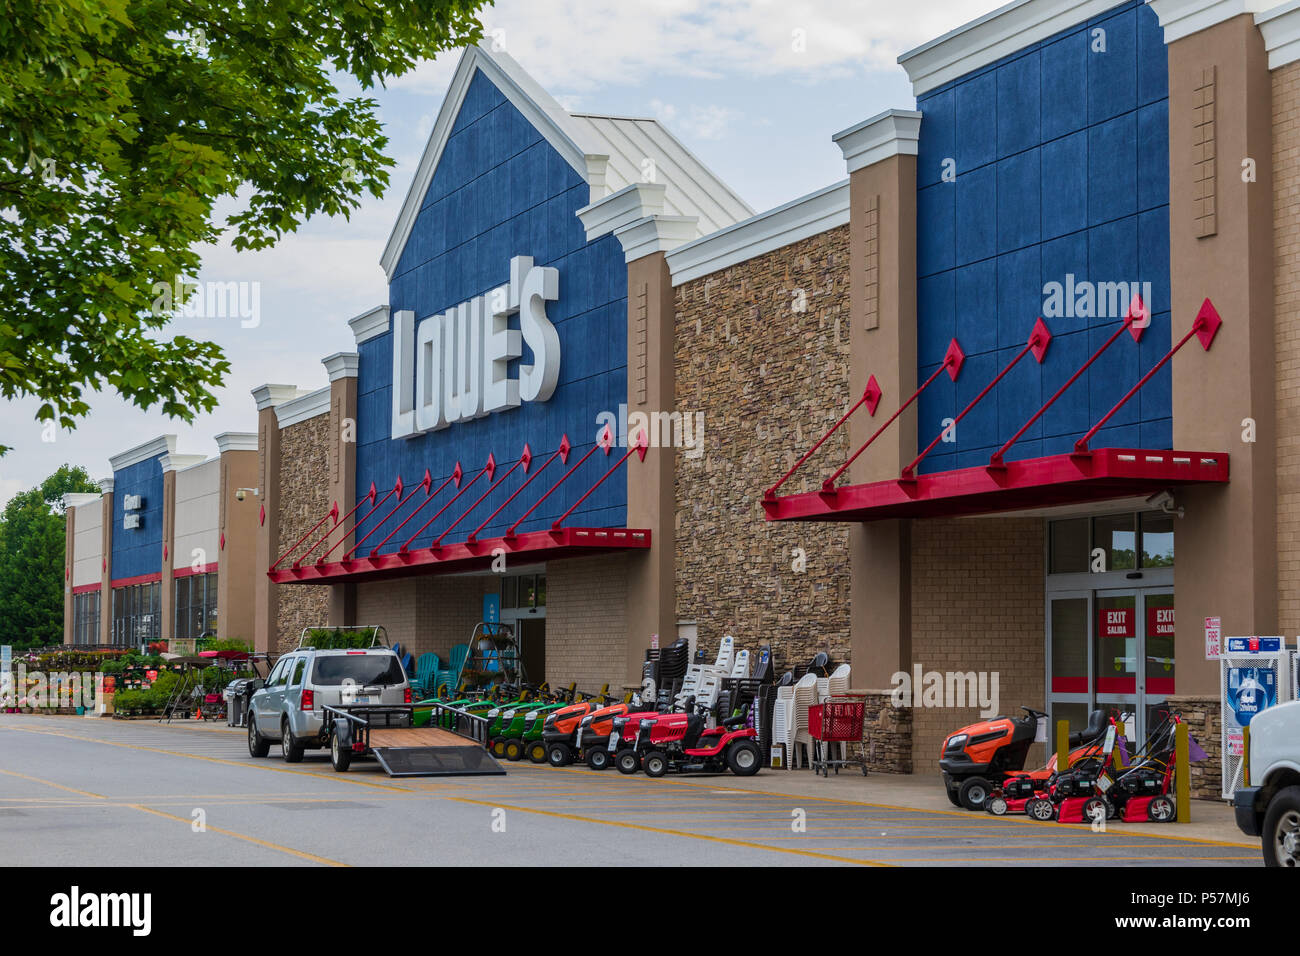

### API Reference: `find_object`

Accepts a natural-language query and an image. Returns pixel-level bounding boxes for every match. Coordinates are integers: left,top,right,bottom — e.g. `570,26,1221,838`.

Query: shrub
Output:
304,627,375,650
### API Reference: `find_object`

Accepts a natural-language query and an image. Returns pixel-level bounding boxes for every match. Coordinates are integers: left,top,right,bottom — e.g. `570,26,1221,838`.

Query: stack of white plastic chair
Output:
791,673,818,768
713,635,735,674
773,683,795,766
730,649,750,679
696,673,721,709
828,663,850,696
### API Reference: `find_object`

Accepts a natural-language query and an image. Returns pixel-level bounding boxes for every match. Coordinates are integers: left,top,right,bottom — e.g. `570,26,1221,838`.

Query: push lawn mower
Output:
940,706,1109,811
983,709,1111,817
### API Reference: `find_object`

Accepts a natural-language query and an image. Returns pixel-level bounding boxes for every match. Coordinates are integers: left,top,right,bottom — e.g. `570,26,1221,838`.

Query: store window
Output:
72,591,101,644
174,572,219,641
112,581,161,645
500,573,546,610
1048,511,1174,574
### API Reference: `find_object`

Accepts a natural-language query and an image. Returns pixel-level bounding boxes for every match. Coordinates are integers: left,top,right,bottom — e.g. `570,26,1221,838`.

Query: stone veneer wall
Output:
673,225,852,673
274,414,331,653
1274,60,1300,636
856,692,914,773
1166,694,1223,801
545,554,627,691
909,517,1046,774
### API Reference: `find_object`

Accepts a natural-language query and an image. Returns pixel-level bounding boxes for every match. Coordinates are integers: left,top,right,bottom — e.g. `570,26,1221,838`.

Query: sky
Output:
0,0,1003,506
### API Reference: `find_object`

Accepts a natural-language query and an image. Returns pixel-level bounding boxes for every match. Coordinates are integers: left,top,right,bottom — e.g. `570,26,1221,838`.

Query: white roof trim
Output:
898,0,1126,96
63,493,101,509
160,453,208,474
215,432,258,454
251,383,301,412
833,110,923,173
322,352,360,382
1255,1,1300,67
611,216,699,263
1148,0,1261,43
275,386,331,429
349,305,390,345
665,181,850,287
576,183,667,241
97,477,114,494
380,44,589,280
109,435,177,471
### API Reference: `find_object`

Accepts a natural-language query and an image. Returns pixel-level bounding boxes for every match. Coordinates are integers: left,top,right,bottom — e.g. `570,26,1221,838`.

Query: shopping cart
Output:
808,695,868,777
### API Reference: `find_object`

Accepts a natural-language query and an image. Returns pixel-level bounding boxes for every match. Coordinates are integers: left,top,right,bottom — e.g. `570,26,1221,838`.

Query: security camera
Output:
234,487,259,502
1145,490,1183,518
235,489,245,502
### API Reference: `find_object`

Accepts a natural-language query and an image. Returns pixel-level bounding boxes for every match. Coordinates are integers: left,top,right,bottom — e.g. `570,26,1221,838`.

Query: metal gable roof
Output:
380,44,751,280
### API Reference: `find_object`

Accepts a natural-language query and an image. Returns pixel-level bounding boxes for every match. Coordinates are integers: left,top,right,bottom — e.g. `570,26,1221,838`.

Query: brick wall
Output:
910,517,1046,773
546,555,627,691
354,576,489,661
1274,60,1300,636
674,225,852,673
274,414,331,653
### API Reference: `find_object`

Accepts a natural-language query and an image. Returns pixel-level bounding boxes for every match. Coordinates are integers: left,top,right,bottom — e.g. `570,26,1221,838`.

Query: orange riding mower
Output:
939,707,1110,811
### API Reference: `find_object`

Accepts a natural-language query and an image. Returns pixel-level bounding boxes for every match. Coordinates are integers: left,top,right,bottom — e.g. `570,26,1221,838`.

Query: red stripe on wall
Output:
173,562,219,578
71,583,101,595
109,573,162,588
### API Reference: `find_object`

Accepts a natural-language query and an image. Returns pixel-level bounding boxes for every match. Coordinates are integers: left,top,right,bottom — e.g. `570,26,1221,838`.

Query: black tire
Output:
1027,797,1055,822
986,795,1009,816
280,719,304,763
958,775,992,811
1148,794,1176,824
726,740,761,776
489,737,507,758
526,740,548,764
247,715,270,758
503,739,524,761
945,784,962,808
615,749,640,774
642,750,669,778
1083,796,1110,825
547,742,572,767
1263,786,1300,867
330,732,352,772
586,747,611,771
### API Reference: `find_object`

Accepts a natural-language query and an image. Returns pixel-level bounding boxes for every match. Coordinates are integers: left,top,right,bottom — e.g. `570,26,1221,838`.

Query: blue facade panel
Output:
110,456,165,581
358,69,628,552
914,0,1171,472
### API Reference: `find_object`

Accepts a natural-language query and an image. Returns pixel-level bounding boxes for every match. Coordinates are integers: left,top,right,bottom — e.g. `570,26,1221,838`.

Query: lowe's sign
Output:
392,256,560,439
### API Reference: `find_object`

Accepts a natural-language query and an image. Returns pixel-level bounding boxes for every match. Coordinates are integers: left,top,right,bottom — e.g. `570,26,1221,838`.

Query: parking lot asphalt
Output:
0,714,1261,867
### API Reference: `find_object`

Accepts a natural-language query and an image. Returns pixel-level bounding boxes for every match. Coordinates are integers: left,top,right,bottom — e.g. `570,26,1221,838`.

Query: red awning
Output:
762,448,1228,523
270,429,651,585
763,300,1229,524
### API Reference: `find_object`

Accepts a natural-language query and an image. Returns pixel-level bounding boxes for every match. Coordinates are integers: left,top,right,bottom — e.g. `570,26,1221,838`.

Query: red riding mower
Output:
941,707,1109,811
575,700,657,771
616,700,762,778
543,686,616,767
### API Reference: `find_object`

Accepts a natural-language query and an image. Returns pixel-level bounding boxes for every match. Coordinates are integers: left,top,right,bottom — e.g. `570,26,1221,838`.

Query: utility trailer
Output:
324,701,505,777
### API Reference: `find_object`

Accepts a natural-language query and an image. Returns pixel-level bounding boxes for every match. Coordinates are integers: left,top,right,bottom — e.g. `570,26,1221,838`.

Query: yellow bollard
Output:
1057,719,1069,771
1176,721,1190,824
1112,721,1125,770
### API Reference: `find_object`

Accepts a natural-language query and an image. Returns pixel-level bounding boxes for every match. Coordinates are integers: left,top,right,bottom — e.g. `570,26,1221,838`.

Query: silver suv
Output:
247,646,410,762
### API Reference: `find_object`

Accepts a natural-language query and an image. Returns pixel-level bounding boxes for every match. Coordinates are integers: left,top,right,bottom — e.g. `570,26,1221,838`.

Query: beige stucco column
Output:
323,353,360,627
216,433,259,643
251,384,300,654
579,185,696,684
97,478,113,644
1149,2,1277,695
831,110,922,687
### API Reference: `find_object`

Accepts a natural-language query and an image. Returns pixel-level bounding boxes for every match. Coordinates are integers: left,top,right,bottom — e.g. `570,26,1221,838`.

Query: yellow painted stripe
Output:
0,767,106,799
126,804,346,866
448,796,889,866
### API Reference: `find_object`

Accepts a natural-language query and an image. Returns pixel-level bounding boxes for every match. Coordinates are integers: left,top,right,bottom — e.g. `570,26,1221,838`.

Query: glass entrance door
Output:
1047,587,1174,747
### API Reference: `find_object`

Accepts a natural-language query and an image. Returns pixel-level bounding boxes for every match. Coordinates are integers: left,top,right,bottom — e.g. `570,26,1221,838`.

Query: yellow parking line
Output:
126,804,346,867
448,796,889,866
0,767,105,799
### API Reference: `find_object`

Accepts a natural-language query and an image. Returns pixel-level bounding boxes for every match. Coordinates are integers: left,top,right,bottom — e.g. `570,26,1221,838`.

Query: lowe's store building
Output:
69,0,1300,781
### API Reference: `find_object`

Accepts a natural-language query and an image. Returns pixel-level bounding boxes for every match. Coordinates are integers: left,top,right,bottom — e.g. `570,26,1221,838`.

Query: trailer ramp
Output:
368,727,505,777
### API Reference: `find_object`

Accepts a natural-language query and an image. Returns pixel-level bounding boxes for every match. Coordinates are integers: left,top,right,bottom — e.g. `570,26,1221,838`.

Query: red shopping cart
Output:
808,695,868,777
